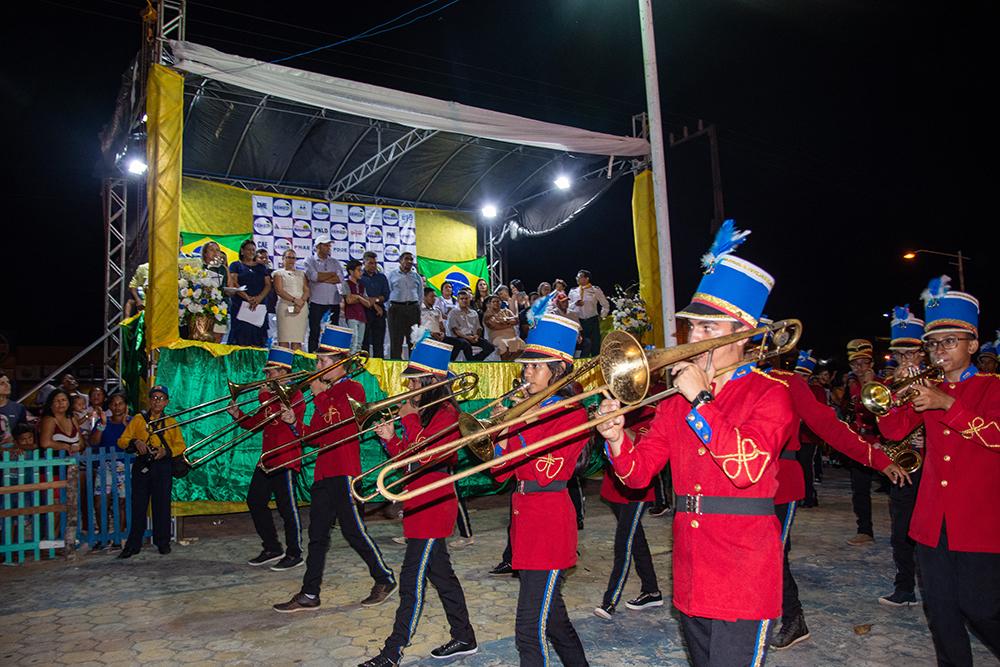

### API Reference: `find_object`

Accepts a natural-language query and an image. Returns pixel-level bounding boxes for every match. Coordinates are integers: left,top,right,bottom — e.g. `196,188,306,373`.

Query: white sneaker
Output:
391,536,407,545
450,537,475,549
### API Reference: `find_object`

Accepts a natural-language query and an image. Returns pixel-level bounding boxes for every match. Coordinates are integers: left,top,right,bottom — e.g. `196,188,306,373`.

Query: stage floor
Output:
1,470,994,666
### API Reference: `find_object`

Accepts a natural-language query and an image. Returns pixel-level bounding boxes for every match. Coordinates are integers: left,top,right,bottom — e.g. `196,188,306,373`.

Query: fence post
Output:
64,460,78,562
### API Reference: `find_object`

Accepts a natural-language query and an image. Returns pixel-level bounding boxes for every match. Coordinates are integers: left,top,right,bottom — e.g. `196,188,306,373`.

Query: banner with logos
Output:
250,196,418,270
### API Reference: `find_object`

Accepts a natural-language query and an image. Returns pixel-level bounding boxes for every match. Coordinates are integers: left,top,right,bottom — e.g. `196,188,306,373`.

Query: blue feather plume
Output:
920,275,951,306
409,324,430,346
891,304,911,326
700,219,751,271
527,292,555,328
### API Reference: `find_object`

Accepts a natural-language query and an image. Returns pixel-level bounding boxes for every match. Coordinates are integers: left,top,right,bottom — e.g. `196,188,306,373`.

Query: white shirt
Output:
568,284,610,320
421,303,445,335
435,296,457,319
447,307,481,338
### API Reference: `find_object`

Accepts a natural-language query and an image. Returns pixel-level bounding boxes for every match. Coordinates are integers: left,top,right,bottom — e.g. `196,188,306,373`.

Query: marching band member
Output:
976,338,998,374
226,346,305,571
361,339,478,666
878,277,1000,665
842,338,880,545
117,385,185,558
273,325,396,613
493,314,591,667
598,222,795,666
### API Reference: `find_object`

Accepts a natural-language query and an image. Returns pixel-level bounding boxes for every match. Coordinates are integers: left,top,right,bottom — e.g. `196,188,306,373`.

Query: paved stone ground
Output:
1,469,995,666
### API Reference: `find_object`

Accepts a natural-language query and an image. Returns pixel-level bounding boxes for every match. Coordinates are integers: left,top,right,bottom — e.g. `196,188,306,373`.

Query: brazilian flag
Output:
180,232,251,266
418,256,489,296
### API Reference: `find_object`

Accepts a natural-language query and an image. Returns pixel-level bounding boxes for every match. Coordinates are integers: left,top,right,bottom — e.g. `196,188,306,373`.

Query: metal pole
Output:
637,0,678,345
707,124,725,234
957,251,965,292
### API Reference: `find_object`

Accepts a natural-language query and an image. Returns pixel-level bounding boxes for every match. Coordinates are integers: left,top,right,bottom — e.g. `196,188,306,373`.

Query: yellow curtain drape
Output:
146,65,185,352
631,170,665,347
414,209,477,261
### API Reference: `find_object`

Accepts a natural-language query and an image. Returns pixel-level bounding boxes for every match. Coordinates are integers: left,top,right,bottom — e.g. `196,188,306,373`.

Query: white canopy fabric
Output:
170,41,650,158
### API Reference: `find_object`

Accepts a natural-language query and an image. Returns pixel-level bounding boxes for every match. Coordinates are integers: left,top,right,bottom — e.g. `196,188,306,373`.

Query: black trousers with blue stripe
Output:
679,611,774,667
246,468,301,558
775,501,801,624
602,501,659,608
381,538,476,660
516,570,589,667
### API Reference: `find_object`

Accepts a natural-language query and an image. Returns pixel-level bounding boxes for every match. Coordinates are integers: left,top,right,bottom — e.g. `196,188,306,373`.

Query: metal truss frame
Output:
102,178,127,391
327,127,439,201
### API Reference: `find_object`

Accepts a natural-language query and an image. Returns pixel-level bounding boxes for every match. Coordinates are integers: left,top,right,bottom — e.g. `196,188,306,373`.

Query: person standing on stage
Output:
273,325,396,612
362,339,478,666
387,252,424,360
360,251,390,359
305,236,344,353
878,277,1000,665
227,347,305,572
342,259,372,354
568,270,610,357
599,222,795,666
841,338,880,545
228,239,272,347
117,385,185,558
492,314,591,667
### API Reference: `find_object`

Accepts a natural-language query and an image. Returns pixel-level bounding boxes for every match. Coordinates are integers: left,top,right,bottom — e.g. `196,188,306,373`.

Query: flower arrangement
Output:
610,284,652,340
178,264,228,326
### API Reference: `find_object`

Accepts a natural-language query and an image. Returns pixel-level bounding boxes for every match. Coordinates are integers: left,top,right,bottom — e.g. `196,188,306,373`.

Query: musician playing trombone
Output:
226,346,305,572
273,324,396,613
359,338,478,667
598,223,796,667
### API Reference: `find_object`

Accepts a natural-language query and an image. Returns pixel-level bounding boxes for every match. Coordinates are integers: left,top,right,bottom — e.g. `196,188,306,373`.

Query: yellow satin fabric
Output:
631,170,666,347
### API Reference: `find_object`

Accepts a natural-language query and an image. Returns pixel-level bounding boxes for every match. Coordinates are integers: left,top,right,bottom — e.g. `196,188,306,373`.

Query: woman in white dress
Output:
272,249,310,349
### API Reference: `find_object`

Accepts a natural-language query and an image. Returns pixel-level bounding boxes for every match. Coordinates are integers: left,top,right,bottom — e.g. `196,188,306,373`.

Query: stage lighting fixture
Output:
554,175,571,190
127,159,148,175
481,204,498,219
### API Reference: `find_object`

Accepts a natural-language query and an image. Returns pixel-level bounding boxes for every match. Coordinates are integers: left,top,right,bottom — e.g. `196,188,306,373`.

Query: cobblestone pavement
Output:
1,470,995,666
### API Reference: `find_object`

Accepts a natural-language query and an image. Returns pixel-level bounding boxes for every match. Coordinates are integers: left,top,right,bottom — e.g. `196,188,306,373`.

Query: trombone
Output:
180,352,369,470
375,319,802,502
349,379,530,502
860,364,944,416
258,372,480,474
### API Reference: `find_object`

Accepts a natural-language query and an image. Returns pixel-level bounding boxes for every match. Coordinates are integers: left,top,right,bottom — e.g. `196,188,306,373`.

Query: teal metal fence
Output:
1,449,77,564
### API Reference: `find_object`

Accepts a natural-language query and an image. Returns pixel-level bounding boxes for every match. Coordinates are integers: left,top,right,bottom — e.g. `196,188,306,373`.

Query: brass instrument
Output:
180,352,369,470
881,426,924,473
860,365,944,416
375,319,802,502
258,372,479,474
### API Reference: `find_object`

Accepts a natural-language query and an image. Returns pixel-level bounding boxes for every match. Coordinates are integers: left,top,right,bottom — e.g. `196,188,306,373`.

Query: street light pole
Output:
902,249,968,291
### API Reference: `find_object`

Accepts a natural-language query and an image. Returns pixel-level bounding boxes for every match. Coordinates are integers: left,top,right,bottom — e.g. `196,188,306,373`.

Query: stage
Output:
0,470,992,666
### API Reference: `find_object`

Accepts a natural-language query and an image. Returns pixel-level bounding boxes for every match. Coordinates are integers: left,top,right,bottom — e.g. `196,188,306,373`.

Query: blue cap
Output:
794,349,817,375
889,305,924,350
318,324,353,354
676,220,773,327
402,339,454,377
517,314,581,363
149,385,169,399
921,275,978,338
979,341,997,360
266,346,295,369
750,314,773,344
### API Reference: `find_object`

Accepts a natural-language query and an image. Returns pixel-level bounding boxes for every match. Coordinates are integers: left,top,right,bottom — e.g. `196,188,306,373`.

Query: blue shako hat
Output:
889,305,924,350
920,275,979,338
676,220,774,327
794,349,817,375
978,341,997,361
317,324,353,355
517,314,581,363
266,346,295,369
402,339,454,377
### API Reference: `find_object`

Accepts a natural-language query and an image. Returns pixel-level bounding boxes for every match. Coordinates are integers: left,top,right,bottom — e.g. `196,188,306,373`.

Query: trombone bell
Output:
456,413,497,463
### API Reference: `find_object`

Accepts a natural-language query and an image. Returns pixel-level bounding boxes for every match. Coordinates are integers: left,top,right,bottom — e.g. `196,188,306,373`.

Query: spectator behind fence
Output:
360,251,390,359
446,290,495,361
387,252,424,359
342,259,371,354
484,295,525,361
13,423,36,452
0,372,28,445
39,389,83,454
305,236,344,353
37,372,78,410
568,269,609,357
272,248,310,350
88,392,130,551
228,239,272,347
126,261,149,318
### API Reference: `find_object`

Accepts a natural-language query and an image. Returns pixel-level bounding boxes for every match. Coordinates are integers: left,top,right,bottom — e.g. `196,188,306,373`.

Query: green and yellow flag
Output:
180,232,251,266
418,256,488,295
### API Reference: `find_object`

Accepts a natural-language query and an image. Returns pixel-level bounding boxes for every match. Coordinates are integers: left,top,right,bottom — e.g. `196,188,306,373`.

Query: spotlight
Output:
554,175,571,190
127,159,148,175
481,204,498,219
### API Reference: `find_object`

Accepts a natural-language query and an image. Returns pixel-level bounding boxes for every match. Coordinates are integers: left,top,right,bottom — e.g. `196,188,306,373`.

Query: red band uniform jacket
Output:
383,405,460,539
236,388,305,472
600,401,656,504
492,396,589,571
877,368,1000,552
609,365,795,621
306,378,367,482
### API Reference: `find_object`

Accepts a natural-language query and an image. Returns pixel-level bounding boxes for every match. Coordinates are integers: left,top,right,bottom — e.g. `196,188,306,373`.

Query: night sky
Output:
5,1,995,362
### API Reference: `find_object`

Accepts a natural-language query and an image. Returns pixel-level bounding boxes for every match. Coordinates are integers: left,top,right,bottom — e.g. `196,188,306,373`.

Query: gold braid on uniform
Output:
709,427,771,484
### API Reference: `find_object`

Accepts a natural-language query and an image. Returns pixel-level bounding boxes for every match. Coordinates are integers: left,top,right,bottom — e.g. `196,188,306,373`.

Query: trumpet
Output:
881,426,924,473
860,364,944,416
258,372,479,474
374,319,802,503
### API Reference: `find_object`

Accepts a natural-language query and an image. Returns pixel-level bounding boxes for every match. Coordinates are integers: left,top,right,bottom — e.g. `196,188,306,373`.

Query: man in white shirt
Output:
446,290,495,361
304,236,344,353
386,252,425,359
421,287,466,360
568,269,610,357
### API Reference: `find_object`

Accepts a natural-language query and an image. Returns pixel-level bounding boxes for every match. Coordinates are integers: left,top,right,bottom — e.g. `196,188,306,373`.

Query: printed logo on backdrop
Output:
368,243,384,262
367,226,383,243
312,202,330,220
400,226,416,245
253,196,273,217
384,245,401,262
273,218,294,238
383,227,400,245
292,237,313,262
349,242,366,259
365,206,383,226
293,220,312,237
348,223,366,243
254,235,274,256
382,209,399,225
253,217,273,235
273,199,293,217
292,200,311,219
330,203,349,222
332,240,350,261
399,210,415,226
331,223,349,241
348,206,365,223
312,220,330,238
274,238,292,256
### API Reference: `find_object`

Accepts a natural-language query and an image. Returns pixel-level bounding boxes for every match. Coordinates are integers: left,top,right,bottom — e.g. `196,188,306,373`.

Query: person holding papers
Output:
229,238,272,347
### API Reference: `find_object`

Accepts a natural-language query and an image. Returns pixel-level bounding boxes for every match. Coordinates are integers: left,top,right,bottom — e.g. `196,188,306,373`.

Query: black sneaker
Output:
878,590,918,607
273,592,320,613
270,555,304,571
489,561,513,576
648,505,670,517
430,639,478,659
625,591,664,610
361,581,398,606
116,547,138,559
593,603,615,620
770,612,810,650
358,656,398,667
158,544,171,555
248,550,283,566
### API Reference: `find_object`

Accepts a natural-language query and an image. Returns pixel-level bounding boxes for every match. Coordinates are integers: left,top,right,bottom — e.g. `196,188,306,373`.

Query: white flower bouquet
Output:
610,284,652,340
178,264,228,326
